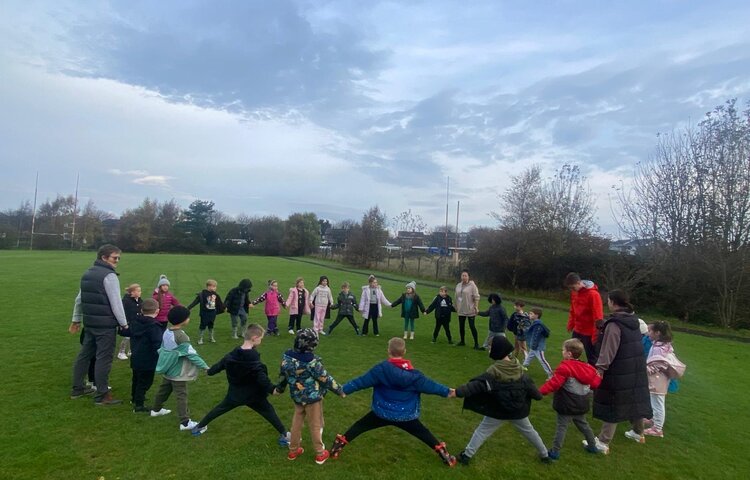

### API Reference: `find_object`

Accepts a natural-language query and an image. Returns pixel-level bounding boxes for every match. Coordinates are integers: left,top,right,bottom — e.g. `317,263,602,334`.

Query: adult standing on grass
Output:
564,272,604,365
455,269,481,349
587,289,652,454
69,244,129,405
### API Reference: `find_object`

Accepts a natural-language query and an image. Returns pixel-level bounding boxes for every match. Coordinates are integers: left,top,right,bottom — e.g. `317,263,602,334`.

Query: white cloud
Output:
132,175,172,187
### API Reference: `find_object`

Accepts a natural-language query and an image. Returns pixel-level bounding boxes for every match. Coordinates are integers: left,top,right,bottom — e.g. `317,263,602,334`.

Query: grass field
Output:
1,250,748,480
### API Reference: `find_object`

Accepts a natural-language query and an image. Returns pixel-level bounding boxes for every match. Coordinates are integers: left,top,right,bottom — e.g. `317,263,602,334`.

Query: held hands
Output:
272,388,281,396
339,392,347,398
447,388,456,398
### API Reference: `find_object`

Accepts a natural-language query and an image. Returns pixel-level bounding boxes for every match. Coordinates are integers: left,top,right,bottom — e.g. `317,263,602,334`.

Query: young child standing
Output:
191,324,290,445
285,277,311,334
539,339,602,460
310,276,334,335
187,279,225,345
153,275,181,331
455,336,550,465
150,306,209,431
277,329,344,464
119,283,142,360
252,280,286,336
129,298,162,413
522,308,553,379
327,282,360,336
330,337,457,467
508,301,531,360
225,279,253,339
478,293,509,350
425,286,456,344
391,281,426,340
644,321,686,438
358,275,391,336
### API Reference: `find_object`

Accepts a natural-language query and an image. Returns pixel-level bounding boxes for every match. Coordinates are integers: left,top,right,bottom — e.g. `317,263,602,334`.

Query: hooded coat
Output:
540,359,601,415
225,279,253,315
208,346,275,400
567,280,604,341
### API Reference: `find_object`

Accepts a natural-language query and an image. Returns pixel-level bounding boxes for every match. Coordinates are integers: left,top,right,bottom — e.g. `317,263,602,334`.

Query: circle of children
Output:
77,269,687,468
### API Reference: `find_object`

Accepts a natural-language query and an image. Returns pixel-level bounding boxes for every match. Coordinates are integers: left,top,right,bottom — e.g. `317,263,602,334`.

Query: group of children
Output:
96,273,685,468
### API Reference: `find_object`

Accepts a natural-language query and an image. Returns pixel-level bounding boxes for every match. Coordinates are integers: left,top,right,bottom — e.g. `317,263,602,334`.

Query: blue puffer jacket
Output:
343,360,450,421
526,319,550,351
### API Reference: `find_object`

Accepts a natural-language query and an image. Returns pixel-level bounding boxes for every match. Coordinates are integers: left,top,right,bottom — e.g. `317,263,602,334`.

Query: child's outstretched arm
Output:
413,374,451,397
539,364,568,395
314,360,345,397
455,378,491,398
252,292,267,305
207,354,228,376
184,344,209,370
342,366,379,396
524,376,544,401
424,297,437,315
186,293,201,310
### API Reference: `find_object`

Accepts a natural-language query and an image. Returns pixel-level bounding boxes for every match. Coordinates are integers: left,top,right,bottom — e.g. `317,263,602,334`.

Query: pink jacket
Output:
359,285,391,319
152,290,180,324
285,287,311,315
647,342,686,395
254,289,285,316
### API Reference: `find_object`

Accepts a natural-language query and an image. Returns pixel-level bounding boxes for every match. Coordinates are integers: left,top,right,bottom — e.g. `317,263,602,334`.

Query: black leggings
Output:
344,411,439,448
288,314,303,331
432,318,452,341
196,391,286,434
572,330,598,366
362,304,380,335
458,315,478,346
329,314,359,334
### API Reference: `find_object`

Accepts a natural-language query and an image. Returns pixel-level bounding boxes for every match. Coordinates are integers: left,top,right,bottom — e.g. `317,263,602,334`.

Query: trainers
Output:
547,450,560,460
70,386,97,399
278,432,291,447
457,451,471,466
582,438,610,455
315,450,330,465
288,329,295,335
643,418,654,428
94,392,123,406
150,408,172,417
643,427,664,437
540,455,553,464
198,337,204,345
331,434,348,458
180,420,199,431
191,425,208,436
624,430,646,444
288,447,304,460
117,352,128,360
210,336,216,343
434,442,457,467
584,444,600,454
132,405,150,413
320,331,327,336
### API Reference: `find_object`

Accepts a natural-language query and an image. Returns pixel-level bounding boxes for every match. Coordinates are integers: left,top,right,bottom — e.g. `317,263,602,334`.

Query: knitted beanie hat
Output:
406,281,416,291
489,335,514,360
156,274,170,288
294,328,319,353
167,305,190,325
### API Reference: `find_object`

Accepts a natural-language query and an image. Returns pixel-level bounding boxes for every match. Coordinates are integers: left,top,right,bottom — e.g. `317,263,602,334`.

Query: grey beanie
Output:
406,281,416,291
157,274,170,288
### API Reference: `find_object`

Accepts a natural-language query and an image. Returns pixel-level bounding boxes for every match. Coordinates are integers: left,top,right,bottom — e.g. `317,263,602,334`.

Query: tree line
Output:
1,99,748,328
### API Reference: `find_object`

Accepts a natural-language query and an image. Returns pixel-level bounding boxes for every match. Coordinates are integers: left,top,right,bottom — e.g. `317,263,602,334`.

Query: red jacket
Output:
567,281,603,341
540,358,601,395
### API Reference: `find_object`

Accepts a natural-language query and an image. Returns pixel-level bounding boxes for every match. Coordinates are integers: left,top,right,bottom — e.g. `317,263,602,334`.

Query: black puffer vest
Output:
593,312,652,423
80,259,118,329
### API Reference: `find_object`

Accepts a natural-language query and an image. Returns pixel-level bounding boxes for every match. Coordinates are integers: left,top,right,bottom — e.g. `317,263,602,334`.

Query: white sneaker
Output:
180,420,199,431
583,438,610,455
151,408,172,417
117,352,128,360
320,331,327,336
198,337,204,345
288,329,295,335
624,430,645,444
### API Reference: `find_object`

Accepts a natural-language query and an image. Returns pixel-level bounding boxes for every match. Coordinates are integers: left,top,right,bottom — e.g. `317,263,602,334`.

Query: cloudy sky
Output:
1,1,749,235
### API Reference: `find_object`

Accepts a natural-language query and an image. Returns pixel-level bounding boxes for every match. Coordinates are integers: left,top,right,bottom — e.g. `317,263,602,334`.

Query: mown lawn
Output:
1,251,747,479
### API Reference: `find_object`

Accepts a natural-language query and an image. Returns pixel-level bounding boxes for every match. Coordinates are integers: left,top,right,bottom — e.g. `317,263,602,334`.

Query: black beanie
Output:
168,305,191,325
489,335,514,360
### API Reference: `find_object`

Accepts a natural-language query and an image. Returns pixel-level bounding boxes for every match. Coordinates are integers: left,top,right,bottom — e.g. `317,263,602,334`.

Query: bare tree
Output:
392,209,427,234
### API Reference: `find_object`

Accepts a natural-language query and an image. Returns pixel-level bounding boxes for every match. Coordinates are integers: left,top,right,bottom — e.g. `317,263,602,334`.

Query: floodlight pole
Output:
29,172,38,251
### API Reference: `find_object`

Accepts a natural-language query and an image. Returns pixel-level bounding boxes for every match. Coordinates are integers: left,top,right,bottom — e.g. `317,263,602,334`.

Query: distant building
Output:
322,228,351,249
609,238,649,255
395,231,426,248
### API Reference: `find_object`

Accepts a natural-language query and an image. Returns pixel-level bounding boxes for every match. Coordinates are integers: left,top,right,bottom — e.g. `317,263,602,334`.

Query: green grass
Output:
1,251,748,479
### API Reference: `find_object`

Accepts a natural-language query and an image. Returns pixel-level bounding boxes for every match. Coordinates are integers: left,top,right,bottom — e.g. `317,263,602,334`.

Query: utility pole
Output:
70,173,79,252
29,172,38,251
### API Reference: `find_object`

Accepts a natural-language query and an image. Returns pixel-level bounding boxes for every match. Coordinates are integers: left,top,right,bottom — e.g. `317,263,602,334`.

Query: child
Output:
539,339,602,459
187,279,225,345
153,274,181,331
225,279,253,339
391,281,426,340
285,277,311,334
310,276,334,335
150,306,209,431
644,321,686,438
330,337,457,467
129,298,162,413
509,301,531,360
478,293,509,350
252,280,286,336
522,307,553,378
455,336,550,465
277,329,344,464
327,282,360,336
119,283,142,360
424,286,456,344
191,324,290,445
358,275,391,336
